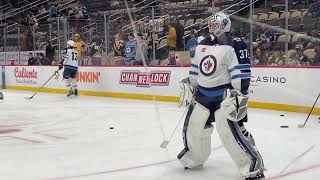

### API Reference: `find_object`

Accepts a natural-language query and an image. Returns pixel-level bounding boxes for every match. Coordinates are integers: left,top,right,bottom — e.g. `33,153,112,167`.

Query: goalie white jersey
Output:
63,48,79,68
189,37,251,96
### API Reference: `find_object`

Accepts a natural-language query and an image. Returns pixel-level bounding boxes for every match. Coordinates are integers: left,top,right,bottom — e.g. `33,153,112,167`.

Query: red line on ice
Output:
279,145,315,174
48,145,224,180
37,133,68,140
266,164,320,180
0,136,42,143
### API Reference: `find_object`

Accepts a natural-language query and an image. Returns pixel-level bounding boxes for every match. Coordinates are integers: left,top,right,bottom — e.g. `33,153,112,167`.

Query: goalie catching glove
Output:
178,78,197,108
220,89,249,122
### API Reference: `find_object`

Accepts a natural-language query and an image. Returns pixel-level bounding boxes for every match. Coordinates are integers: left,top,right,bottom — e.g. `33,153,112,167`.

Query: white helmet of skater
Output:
208,12,231,37
67,40,75,47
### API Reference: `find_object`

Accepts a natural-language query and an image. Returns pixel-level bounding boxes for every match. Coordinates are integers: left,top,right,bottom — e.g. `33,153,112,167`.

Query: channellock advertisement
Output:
116,66,186,96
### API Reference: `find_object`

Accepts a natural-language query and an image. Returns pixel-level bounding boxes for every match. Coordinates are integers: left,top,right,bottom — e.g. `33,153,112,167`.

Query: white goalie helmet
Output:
208,12,231,37
67,40,75,47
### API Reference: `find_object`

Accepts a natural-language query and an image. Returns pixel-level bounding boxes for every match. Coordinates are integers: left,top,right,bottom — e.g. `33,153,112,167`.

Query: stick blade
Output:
24,97,32,100
160,140,169,148
297,124,305,128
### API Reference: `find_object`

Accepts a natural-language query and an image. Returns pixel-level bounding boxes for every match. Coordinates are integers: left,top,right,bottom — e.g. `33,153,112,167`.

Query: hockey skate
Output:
66,89,74,97
184,164,203,170
245,173,265,180
74,89,78,96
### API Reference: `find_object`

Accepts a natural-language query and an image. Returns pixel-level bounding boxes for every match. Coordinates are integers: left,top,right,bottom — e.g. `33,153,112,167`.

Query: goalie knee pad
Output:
178,102,213,168
215,109,264,179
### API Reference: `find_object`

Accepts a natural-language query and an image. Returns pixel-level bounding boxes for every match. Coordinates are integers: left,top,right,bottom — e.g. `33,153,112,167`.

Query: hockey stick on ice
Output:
298,92,320,128
25,70,60,100
160,106,189,148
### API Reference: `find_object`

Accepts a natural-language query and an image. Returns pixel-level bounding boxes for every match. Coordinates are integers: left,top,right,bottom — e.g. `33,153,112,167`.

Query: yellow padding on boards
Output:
6,86,320,115
6,86,179,102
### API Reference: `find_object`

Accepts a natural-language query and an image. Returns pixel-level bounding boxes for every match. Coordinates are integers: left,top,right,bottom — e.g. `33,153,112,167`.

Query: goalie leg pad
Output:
215,109,264,179
177,102,213,168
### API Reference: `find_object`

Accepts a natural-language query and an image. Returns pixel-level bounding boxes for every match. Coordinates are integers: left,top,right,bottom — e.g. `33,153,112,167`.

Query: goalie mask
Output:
208,12,231,37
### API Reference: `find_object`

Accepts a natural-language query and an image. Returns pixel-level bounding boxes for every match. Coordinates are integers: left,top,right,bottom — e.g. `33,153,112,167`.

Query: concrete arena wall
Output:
1,65,320,115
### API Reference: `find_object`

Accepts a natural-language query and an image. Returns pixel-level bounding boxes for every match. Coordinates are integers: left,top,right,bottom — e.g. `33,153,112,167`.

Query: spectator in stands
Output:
27,53,39,65
45,42,55,64
256,26,274,44
124,32,137,65
89,41,102,65
167,22,177,50
74,34,86,65
313,45,320,65
113,33,125,57
160,49,179,66
49,3,58,18
174,18,185,51
134,33,148,65
288,44,309,66
187,30,198,59
39,53,52,65
253,48,267,65
267,50,285,65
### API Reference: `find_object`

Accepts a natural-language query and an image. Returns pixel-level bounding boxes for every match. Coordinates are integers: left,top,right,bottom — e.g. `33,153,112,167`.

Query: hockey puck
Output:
109,127,114,130
280,125,289,128
280,114,284,117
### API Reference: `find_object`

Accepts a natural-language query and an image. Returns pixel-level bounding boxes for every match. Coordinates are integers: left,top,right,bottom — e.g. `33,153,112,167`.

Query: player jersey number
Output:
72,52,78,61
239,49,249,59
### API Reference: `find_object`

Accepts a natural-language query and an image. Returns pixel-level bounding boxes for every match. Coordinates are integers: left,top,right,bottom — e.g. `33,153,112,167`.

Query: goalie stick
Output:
160,106,189,148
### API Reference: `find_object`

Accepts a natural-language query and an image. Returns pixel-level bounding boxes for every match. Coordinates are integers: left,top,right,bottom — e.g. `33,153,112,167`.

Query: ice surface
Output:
0,90,319,180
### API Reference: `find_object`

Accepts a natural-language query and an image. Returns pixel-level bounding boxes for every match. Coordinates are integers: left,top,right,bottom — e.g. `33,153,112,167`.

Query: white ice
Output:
0,90,319,180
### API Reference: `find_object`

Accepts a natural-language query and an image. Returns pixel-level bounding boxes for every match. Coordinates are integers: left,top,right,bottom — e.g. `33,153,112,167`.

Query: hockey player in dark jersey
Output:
177,12,265,179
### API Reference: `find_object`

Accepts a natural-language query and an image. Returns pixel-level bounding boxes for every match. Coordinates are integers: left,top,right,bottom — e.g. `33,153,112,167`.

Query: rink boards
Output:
1,65,319,114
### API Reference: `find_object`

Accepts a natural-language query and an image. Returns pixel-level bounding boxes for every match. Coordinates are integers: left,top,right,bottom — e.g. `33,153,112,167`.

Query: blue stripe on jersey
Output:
191,64,198,69
228,64,251,72
231,73,251,79
199,88,226,97
198,84,232,97
189,71,198,75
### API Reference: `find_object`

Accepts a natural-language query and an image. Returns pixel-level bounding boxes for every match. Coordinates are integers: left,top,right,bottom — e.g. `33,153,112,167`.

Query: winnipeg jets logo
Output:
200,55,217,76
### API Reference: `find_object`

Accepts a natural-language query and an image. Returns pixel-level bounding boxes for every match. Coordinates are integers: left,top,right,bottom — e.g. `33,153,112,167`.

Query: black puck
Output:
109,127,114,130
280,114,284,117
280,125,289,128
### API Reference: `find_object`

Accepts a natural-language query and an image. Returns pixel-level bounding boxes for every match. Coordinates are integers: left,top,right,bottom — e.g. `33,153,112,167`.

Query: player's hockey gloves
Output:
220,89,248,122
58,62,63,70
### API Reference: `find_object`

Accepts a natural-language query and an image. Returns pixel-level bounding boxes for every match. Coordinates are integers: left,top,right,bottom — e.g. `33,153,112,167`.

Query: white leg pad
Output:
178,102,213,168
215,109,264,179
